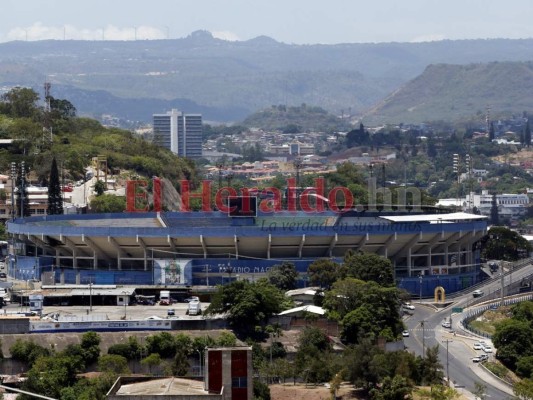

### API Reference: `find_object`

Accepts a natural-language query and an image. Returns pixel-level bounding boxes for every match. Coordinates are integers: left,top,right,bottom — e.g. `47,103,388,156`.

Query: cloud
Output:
410,34,447,43
6,23,167,41
211,30,240,42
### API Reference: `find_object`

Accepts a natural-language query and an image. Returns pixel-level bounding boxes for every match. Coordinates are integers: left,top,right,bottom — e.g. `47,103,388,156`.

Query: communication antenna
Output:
486,105,491,133
44,81,51,112
44,81,53,142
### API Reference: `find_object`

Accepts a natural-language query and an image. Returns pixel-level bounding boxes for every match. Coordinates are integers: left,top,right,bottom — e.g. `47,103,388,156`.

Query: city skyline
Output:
2,0,533,44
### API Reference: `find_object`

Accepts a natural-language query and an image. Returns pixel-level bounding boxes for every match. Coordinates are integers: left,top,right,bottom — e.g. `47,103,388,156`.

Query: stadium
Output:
6,204,488,297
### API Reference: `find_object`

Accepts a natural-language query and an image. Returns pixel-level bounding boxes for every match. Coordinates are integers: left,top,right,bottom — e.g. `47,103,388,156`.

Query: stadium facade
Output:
6,209,487,297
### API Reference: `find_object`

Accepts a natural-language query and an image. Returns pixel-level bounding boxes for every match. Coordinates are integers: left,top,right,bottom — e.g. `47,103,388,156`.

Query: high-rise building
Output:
152,109,202,159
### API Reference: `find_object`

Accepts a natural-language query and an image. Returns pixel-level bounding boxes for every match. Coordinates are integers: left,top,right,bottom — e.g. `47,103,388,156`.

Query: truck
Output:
187,300,201,315
159,290,171,305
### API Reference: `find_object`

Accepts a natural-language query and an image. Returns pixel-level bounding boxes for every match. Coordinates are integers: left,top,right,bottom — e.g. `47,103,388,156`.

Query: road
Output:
404,305,511,399
404,260,533,399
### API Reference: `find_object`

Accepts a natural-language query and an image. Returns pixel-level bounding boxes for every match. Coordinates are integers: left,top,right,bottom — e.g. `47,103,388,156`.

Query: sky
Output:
2,0,533,44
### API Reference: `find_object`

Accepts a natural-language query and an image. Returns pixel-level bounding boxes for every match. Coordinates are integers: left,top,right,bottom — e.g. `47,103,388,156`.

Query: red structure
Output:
207,347,252,400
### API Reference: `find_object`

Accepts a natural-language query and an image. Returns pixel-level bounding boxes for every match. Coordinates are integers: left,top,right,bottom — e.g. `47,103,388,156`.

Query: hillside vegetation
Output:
5,34,533,122
242,104,350,132
0,87,196,186
365,61,533,124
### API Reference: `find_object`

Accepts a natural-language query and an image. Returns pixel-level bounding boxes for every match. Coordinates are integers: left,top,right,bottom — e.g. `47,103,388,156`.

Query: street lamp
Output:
419,274,423,303
420,320,426,359
444,339,453,386
89,282,93,313
122,291,128,319
196,349,202,377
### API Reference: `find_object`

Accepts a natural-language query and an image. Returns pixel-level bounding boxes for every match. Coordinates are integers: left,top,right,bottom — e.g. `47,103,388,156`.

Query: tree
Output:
21,355,81,399
9,339,50,366
416,384,459,399
145,332,177,358
343,251,394,286
307,258,346,289
80,331,101,366
205,279,286,335
141,353,162,374
1,87,40,118
267,262,298,291
515,378,533,400
492,319,533,369
253,378,271,400
369,375,413,400
216,331,237,347
93,180,106,196
108,336,143,360
90,194,126,213
170,347,189,376
489,121,495,141
47,157,63,215
344,339,384,390
418,345,444,385
98,354,130,375
294,327,335,385
482,226,532,261
517,356,533,378
322,278,403,343
49,97,77,119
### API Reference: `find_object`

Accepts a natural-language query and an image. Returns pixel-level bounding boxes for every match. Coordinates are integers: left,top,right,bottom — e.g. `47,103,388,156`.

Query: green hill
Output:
364,61,533,124
242,104,351,132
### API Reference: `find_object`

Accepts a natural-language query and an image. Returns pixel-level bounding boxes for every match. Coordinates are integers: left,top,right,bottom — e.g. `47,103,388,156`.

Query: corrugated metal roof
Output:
379,212,487,223
278,305,325,316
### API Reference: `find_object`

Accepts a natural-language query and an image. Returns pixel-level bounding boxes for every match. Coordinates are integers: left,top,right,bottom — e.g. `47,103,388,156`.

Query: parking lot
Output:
2,300,210,321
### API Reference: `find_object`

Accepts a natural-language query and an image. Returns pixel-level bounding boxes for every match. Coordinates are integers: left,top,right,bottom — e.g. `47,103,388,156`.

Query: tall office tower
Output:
152,109,202,159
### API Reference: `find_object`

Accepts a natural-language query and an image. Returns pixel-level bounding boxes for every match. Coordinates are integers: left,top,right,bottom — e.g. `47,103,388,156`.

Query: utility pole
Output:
420,320,427,358
419,274,423,303
500,270,505,307
20,161,25,218
444,339,453,386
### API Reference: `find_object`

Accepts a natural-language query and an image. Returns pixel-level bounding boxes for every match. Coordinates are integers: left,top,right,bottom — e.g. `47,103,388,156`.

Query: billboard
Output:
153,259,191,286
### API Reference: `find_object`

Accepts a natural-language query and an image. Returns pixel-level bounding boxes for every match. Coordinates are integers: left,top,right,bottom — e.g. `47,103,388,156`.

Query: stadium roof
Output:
379,212,487,223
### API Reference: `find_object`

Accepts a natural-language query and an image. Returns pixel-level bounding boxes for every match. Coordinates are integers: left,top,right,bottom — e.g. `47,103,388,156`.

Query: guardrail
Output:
446,257,533,300
461,293,533,339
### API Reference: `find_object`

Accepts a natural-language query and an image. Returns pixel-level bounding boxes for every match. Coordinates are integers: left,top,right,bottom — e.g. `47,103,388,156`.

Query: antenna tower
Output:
486,105,491,133
44,81,51,112
43,81,53,142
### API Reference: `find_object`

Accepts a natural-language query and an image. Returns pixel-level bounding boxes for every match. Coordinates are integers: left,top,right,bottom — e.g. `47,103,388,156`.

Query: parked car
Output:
0,272,6,279
479,354,489,361
402,330,410,337
472,289,484,298
472,356,481,363
473,342,483,350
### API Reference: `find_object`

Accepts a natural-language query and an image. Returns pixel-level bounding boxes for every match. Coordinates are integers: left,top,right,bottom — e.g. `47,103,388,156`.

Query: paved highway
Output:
404,259,533,399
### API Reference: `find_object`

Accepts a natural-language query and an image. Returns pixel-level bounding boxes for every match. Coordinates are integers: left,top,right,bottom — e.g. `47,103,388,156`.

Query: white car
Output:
483,345,493,353
442,321,451,328
402,330,410,337
472,289,484,298
473,342,483,350
404,303,415,310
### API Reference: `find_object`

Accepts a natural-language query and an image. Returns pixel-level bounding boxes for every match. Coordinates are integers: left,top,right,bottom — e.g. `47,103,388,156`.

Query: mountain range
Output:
2,30,533,125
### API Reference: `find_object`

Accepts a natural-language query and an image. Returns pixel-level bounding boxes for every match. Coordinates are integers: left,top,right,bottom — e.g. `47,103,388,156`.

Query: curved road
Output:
403,260,533,399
